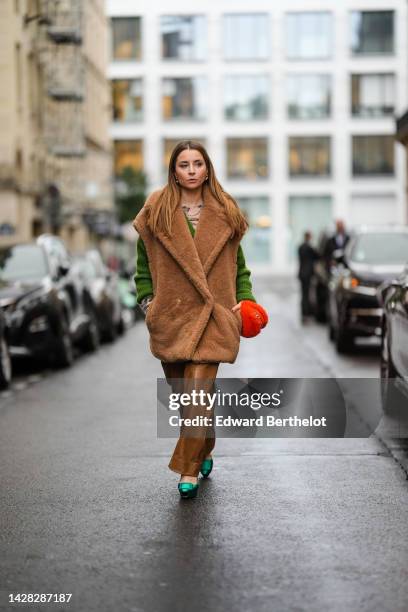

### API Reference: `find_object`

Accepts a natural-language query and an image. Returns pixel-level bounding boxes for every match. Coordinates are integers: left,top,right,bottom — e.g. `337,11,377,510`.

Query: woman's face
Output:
174,149,207,189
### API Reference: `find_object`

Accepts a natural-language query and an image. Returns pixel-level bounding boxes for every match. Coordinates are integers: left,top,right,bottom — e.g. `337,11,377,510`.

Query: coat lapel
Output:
194,185,233,275
152,184,233,302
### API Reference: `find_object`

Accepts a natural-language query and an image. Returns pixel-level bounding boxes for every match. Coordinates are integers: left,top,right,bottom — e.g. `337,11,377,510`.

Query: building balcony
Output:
47,26,82,45
47,87,84,102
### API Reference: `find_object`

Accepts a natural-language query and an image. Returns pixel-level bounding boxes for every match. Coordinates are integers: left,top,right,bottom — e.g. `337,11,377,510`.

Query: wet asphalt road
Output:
0,277,407,612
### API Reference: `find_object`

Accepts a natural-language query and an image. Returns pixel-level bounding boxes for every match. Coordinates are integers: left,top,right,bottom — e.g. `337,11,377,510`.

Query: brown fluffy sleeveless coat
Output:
132,184,244,363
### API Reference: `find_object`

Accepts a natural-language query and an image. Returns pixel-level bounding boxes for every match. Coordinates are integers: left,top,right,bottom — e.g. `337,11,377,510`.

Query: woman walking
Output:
133,141,268,499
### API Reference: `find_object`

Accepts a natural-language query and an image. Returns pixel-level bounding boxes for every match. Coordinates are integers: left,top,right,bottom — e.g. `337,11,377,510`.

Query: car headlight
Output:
7,292,49,327
341,276,360,290
341,276,377,295
28,315,49,333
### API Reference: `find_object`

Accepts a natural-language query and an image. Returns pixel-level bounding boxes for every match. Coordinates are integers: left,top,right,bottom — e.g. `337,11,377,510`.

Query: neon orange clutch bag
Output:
240,301,269,338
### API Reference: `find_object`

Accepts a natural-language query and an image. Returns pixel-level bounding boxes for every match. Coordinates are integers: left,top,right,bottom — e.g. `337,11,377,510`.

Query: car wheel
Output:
81,309,100,353
54,317,74,368
380,318,400,415
0,336,12,390
335,325,354,354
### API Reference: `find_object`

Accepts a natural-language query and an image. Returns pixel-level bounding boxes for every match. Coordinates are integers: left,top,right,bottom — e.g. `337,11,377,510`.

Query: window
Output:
289,137,331,177
286,12,332,60
287,74,331,119
351,11,394,55
161,15,206,61
288,196,333,261
163,138,207,175
351,74,394,117
112,80,143,122
162,77,207,120
111,17,141,60
352,136,394,176
235,196,272,263
114,140,143,176
226,138,268,179
224,75,269,120
223,14,269,60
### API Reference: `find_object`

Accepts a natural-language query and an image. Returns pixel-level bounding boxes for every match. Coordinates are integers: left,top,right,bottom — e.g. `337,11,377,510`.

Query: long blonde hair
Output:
146,140,249,238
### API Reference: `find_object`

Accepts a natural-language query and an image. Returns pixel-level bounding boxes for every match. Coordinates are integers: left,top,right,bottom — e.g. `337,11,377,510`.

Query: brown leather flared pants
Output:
161,361,219,477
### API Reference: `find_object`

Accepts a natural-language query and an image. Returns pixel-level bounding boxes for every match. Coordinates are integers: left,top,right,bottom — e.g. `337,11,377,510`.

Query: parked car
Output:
0,237,99,368
378,262,408,414
327,226,408,353
71,249,124,342
0,309,12,389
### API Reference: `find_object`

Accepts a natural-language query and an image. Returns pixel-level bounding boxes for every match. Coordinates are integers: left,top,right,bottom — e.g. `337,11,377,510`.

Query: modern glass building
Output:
106,0,407,273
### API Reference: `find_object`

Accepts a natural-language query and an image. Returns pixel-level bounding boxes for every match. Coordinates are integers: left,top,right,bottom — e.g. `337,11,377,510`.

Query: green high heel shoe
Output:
200,458,213,478
178,482,199,499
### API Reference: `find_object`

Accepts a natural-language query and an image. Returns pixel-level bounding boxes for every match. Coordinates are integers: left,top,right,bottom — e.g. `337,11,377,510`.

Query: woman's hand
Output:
140,295,154,317
231,301,242,313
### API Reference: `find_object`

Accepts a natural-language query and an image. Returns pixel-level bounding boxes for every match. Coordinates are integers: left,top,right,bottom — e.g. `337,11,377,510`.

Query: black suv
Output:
0,236,99,368
327,226,408,353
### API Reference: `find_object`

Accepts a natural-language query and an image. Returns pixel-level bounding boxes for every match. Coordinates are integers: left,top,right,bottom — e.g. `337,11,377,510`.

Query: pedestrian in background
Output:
133,140,268,499
297,231,320,323
323,219,350,272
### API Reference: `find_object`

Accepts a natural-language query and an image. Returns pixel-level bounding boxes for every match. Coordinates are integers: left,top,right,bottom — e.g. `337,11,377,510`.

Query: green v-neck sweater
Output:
134,212,257,304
